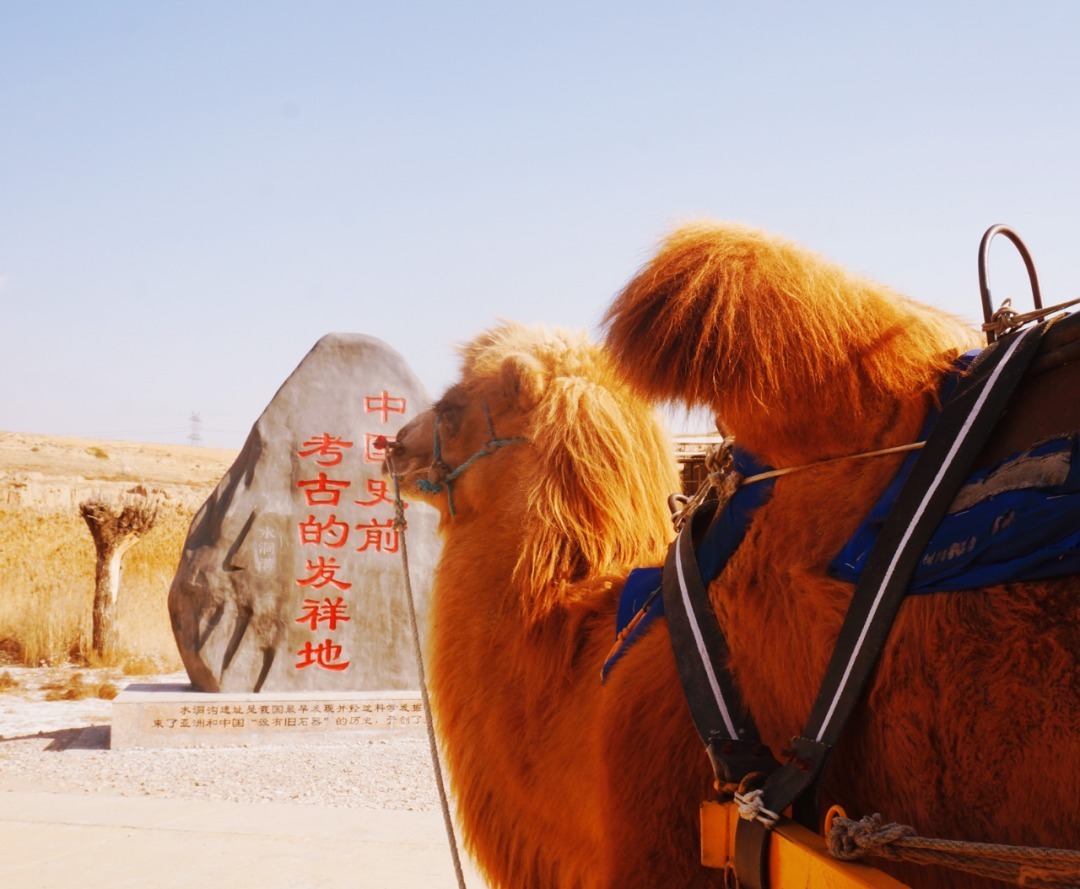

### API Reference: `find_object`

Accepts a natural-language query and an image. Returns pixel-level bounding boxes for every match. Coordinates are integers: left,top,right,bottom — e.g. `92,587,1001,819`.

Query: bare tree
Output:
79,494,159,660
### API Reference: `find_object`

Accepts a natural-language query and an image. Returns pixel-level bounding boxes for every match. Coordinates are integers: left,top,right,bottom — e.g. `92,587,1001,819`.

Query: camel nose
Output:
373,434,404,457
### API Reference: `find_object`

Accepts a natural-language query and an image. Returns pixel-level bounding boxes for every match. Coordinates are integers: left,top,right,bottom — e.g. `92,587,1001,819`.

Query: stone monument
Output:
168,333,440,693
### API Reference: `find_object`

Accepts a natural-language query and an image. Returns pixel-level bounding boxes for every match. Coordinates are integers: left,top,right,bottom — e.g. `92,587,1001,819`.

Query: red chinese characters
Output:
297,472,351,506
354,518,399,554
354,478,396,508
298,434,354,467
294,432,356,671
295,596,351,630
291,392,406,672
297,515,349,549
295,558,352,591
295,639,350,671
364,390,407,423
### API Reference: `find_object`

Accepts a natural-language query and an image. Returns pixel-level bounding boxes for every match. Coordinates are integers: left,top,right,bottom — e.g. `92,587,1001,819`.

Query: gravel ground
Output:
0,667,442,811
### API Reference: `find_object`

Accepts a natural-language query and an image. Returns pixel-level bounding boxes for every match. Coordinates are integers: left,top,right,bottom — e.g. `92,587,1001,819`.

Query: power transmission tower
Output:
188,411,203,446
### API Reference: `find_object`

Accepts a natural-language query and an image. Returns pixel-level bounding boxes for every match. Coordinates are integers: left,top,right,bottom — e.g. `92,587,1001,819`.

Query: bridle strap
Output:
416,401,526,517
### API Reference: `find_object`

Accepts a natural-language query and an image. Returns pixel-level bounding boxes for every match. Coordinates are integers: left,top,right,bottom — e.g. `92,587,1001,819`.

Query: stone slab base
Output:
111,683,426,749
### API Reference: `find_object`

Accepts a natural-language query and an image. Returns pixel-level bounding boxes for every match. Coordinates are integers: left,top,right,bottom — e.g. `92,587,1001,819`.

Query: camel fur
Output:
602,221,1079,888
389,323,733,888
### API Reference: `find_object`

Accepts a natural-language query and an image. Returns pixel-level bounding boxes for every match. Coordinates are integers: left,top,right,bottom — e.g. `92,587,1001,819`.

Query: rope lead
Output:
828,814,1080,888
388,462,468,889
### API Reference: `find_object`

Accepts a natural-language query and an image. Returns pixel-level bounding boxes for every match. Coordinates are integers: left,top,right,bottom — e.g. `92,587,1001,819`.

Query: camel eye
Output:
434,392,466,436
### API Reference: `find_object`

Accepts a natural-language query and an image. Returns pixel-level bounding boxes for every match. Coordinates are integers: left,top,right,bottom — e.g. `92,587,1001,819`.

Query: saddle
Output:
977,308,1080,468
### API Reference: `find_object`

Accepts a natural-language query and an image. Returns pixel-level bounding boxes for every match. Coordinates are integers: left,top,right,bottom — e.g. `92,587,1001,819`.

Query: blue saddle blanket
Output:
831,433,1080,589
604,433,1080,680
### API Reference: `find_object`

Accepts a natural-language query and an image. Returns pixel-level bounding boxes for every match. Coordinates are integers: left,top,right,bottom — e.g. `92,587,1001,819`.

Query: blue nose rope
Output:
415,401,526,517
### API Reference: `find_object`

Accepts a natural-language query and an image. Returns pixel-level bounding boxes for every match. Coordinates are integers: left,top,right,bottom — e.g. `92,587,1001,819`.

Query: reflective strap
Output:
810,326,1042,744
662,502,779,785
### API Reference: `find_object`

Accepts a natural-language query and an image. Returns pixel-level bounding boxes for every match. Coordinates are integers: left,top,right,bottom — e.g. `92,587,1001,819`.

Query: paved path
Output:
0,790,486,889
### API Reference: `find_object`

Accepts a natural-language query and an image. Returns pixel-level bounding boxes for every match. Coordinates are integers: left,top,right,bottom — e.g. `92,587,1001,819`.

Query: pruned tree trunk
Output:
80,495,159,661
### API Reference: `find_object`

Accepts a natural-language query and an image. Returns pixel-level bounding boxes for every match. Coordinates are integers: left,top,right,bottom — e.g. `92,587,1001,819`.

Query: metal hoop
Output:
978,224,1043,344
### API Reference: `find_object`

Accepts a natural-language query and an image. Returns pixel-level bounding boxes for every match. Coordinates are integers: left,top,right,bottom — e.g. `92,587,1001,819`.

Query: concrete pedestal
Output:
111,683,425,749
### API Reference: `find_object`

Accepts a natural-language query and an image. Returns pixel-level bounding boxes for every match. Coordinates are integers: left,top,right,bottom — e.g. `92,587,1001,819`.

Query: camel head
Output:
388,321,681,622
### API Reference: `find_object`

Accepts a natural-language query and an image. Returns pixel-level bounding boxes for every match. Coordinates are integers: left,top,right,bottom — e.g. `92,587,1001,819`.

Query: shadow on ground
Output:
0,725,110,751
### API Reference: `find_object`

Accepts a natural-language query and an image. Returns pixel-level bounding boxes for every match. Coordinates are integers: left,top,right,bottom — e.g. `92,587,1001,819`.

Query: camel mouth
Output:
382,457,435,495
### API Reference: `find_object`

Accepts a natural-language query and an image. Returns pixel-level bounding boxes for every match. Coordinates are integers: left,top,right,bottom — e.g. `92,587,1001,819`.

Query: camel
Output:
602,221,1079,888
387,323,732,888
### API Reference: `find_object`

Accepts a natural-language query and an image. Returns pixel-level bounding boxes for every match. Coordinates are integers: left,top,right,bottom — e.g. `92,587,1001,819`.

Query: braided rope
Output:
829,814,1080,888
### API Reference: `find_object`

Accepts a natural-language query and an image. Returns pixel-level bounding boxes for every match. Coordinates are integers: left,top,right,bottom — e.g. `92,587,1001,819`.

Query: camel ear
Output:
501,352,545,410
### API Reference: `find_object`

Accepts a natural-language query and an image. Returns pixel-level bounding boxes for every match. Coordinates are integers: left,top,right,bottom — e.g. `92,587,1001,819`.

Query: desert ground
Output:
0,430,239,510
0,662,440,810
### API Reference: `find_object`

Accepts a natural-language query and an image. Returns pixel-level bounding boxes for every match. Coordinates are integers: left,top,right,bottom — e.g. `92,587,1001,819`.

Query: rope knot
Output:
416,460,451,495
981,294,1080,337
391,499,408,532
828,813,915,861
982,299,1023,338
672,437,740,531
733,788,780,828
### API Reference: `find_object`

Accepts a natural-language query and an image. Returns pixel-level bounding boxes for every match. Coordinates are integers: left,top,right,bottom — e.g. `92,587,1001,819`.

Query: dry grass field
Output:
0,431,238,670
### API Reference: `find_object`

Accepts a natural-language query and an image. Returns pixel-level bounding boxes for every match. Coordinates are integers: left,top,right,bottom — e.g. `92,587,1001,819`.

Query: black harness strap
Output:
734,322,1049,889
662,500,780,786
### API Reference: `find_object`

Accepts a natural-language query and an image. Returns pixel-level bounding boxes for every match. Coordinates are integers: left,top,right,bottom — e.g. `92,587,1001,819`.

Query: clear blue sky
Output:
3,2,1079,449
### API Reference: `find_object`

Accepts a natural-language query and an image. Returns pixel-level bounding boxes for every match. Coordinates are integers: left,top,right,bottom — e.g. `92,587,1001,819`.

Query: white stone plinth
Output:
111,683,425,749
